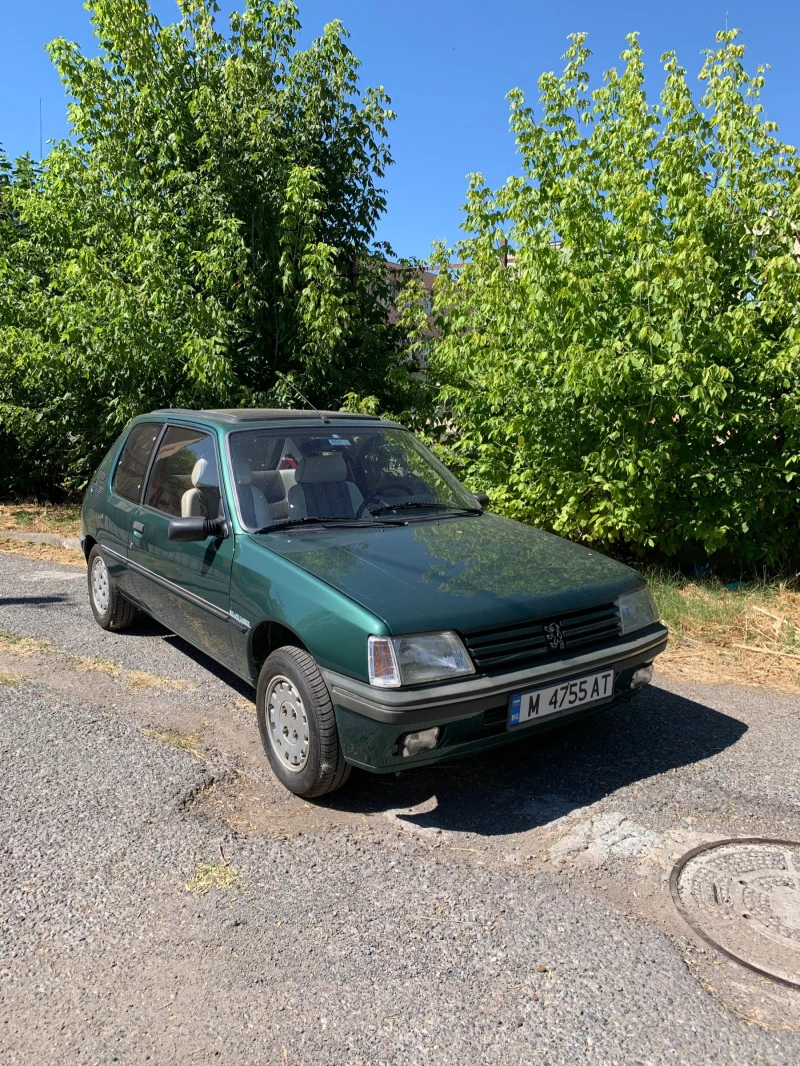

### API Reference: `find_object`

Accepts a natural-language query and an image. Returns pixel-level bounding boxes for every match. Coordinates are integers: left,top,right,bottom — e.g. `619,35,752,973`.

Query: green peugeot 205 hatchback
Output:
81,408,667,797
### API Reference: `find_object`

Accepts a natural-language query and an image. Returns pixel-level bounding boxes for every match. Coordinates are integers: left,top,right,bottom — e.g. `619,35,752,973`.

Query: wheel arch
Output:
249,619,308,678
83,534,97,562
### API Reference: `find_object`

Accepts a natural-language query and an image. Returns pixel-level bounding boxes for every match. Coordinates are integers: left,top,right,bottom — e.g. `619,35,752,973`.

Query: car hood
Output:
250,513,642,636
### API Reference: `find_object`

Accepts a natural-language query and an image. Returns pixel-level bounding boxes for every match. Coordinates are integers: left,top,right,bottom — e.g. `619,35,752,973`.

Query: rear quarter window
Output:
112,422,162,503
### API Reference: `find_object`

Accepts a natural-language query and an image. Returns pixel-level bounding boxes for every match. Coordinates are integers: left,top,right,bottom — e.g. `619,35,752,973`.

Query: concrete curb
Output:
0,530,82,551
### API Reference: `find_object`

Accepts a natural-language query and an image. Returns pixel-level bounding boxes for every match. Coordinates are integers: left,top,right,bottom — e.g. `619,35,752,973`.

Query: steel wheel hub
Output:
91,555,110,614
266,675,309,773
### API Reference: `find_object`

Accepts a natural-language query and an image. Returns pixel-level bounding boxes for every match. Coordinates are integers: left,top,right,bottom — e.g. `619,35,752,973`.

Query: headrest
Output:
252,470,286,503
296,453,347,484
191,458,210,487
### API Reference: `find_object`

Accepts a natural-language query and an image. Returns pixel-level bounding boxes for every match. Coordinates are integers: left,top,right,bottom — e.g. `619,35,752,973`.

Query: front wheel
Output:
87,545,137,631
256,645,351,798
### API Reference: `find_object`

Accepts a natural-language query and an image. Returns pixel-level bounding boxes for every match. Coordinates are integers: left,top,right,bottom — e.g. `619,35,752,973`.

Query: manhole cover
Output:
671,838,800,989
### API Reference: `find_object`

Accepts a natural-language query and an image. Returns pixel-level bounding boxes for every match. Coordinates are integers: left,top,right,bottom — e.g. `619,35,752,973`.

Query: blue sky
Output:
2,1,799,260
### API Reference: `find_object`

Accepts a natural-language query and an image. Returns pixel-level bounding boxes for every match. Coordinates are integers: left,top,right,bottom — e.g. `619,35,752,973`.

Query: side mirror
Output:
167,517,229,542
473,492,490,510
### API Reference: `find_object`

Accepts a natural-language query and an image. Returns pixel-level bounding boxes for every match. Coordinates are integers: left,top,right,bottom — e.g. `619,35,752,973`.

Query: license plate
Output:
508,668,615,728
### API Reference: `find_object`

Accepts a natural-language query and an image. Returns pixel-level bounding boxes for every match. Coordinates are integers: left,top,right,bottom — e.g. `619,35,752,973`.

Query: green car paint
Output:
229,532,390,681
256,513,644,637
82,408,668,774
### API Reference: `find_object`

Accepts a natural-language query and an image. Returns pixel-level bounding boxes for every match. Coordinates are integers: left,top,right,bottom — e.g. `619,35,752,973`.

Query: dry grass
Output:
0,630,53,658
141,727,207,759
0,669,22,686
126,670,197,692
650,572,800,694
0,502,82,536
0,635,200,694
185,860,239,896
0,537,85,567
76,655,124,677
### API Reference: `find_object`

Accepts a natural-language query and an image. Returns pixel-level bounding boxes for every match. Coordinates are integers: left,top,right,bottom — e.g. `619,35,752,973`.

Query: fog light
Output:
401,727,441,757
631,664,654,690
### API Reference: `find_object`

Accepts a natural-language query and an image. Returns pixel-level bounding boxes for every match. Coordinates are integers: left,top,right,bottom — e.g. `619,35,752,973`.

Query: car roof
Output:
149,408,393,429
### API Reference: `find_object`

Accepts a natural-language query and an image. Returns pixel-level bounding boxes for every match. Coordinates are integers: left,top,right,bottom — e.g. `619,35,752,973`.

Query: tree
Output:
409,31,800,566
0,0,418,495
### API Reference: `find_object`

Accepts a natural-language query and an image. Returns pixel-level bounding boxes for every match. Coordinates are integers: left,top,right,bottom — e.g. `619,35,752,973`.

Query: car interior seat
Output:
279,467,297,498
232,463,273,530
252,470,291,523
180,458,222,519
287,453,364,519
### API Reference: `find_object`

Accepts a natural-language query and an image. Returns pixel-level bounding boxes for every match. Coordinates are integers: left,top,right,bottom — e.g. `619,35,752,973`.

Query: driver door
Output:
131,424,236,669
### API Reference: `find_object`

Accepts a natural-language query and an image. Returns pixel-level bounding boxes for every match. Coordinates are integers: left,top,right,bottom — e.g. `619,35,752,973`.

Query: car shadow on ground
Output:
0,595,69,607
121,614,256,699
116,616,748,839
320,686,748,837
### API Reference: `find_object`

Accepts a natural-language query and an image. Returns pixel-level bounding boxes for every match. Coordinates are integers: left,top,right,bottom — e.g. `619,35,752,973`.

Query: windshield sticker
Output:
328,438,351,446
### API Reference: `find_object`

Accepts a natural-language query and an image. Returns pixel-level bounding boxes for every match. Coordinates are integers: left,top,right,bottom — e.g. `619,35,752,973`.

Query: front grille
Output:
463,603,620,672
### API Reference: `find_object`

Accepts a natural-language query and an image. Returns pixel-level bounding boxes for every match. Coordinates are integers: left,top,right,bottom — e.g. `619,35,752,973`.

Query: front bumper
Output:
324,624,668,772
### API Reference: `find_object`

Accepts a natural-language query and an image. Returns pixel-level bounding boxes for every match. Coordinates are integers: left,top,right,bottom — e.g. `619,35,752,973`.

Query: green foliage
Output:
0,0,418,495
410,31,800,565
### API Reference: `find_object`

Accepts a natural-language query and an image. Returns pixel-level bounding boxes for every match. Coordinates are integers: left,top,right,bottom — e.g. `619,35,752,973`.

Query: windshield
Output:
227,425,480,531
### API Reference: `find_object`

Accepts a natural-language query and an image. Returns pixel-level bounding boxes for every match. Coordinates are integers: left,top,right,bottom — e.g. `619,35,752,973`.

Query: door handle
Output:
132,520,144,538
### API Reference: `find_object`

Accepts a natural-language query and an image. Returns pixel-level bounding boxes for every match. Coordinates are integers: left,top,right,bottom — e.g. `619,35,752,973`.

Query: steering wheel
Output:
355,481,414,519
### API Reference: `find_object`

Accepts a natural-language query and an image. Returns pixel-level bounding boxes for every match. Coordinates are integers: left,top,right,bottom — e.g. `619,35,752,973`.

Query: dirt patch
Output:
127,670,197,692
0,538,85,567
0,634,200,695
185,859,239,896
657,642,800,695
75,655,124,677
0,502,81,537
0,631,53,657
142,727,208,760
651,578,800,694
190,772,365,838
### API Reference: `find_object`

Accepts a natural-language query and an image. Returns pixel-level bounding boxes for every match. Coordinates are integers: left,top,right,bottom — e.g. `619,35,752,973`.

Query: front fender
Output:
230,534,389,683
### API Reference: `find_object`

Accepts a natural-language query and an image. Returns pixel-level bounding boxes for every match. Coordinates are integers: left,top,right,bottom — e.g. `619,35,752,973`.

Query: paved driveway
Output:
1,550,799,1065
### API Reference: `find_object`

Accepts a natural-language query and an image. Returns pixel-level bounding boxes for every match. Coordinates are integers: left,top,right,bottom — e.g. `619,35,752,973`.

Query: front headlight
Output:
617,587,659,635
368,631,475,688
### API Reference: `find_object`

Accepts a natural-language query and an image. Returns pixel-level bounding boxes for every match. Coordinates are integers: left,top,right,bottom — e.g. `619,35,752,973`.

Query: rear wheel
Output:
87,546,137,630
256,645,351,798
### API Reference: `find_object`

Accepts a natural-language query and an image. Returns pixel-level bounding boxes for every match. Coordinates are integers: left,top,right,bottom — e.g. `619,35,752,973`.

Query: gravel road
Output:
1,549,799,1066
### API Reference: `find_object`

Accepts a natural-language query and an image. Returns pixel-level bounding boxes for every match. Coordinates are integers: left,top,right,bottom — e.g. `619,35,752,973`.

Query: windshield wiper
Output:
369,501,483,517
254,516,383,534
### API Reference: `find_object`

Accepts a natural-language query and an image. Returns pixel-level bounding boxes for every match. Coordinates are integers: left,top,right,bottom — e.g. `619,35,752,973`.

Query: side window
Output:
112,423,162,504
144,426,223,519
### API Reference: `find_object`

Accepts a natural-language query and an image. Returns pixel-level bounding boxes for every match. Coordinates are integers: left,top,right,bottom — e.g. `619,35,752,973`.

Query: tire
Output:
87,545,138,631
256,645,352,798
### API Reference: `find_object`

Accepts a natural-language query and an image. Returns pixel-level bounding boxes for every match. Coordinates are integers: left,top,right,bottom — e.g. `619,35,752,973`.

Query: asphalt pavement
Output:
1,549,799,1066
